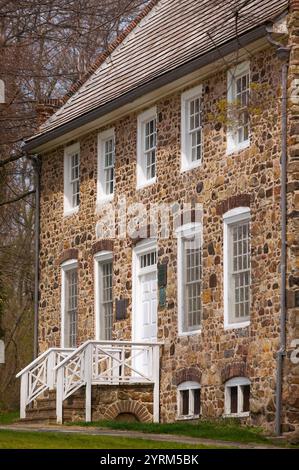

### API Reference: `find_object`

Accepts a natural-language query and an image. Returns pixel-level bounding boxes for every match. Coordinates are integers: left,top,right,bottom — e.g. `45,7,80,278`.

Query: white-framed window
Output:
227,61,250,154
177,381,201,419
137,107,157,188
97,129,115,204
223,207,251,329
225,377,250,417
94,251,113,341
181,85,203,171
64,143,80,215
61,259,78,348
177,223,202,335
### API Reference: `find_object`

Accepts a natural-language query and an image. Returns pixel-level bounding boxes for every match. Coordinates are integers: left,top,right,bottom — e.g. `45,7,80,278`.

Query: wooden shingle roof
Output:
26,0,288,150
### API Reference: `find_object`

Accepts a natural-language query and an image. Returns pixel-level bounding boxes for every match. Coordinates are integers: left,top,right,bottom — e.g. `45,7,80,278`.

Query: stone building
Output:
17,0,299,435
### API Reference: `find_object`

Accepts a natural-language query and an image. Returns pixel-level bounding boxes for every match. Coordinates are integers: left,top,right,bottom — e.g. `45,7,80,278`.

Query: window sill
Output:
227,139,250,156
181,160,202,173
63,206,79,217
224,412,250,419
178,329,202,338
224,320,250,331
176,414,200,421
136,177,156,190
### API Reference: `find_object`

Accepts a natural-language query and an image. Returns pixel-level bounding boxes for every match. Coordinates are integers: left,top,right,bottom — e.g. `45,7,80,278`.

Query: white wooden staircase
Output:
16,340,161,424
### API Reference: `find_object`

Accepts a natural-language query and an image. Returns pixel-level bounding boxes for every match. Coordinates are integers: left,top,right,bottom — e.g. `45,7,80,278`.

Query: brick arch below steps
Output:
103,400,152,423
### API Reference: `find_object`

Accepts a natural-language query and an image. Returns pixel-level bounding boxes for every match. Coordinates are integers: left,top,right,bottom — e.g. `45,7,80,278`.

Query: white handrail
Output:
55,340,162,424
17,347,74,419
16,348,73,378
54,340,163,371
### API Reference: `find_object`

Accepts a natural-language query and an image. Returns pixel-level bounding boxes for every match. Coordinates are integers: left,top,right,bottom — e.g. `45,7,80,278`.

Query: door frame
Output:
132,238,157,343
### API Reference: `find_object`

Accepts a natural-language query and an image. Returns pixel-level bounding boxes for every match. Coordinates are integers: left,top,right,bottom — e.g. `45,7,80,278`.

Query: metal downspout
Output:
31,155,41,359
266,28,290,435
275,54,289,436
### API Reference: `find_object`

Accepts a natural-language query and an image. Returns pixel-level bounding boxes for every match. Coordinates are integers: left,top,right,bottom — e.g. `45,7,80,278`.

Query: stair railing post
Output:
152,345,160,423
20,372,28,419
85,343,92,422
56,366,64,424
47,350,55,390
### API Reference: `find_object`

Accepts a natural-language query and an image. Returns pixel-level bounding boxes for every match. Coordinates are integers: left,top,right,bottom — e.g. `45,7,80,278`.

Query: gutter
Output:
266,28,290,436
23,24,268,153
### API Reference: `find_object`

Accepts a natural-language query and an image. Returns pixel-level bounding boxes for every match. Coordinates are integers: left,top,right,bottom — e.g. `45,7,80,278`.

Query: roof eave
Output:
24,23,268,154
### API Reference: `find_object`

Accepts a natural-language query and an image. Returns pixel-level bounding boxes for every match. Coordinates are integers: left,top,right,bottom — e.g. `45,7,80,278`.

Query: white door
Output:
133,243,157,378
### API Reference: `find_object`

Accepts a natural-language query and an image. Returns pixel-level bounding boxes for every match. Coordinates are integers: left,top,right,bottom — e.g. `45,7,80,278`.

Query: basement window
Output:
225,377,250,417
64,143,80,215
177,381,201,419
137,107,157,188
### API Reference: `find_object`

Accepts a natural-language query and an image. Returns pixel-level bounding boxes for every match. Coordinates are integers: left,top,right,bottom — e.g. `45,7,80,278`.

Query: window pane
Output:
144,117,156,180
230,386,238,414
235,72,249,144
70,152,80,208
242,385,250,412
103,137,115,195
66,269,78,347
188,96,202,164
231,220,250,321
181,390,189,416
194,388,201,415
100,261,113,340
183,236,201,331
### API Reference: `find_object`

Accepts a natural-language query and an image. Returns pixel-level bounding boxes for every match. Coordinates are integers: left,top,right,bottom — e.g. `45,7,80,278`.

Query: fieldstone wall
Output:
37,43,296,431
284,1,299,434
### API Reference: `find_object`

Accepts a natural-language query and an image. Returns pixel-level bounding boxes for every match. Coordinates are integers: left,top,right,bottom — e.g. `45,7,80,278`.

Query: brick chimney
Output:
35,99,63,127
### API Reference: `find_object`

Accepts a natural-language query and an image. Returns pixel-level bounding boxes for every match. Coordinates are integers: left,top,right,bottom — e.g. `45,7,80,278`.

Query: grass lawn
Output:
0,410,19,425
69,419,273,445
0,429,226,449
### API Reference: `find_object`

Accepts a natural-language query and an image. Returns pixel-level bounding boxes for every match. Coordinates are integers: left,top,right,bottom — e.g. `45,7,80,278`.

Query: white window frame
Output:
223,207,251,330
224,377,250,417
97,128,115,205
177,381,201,420
181,85,203,172
61,259,78,348
64,142,80,216
177,223,202,336
137,107,157,189
94,251,113,341
227,61,250,155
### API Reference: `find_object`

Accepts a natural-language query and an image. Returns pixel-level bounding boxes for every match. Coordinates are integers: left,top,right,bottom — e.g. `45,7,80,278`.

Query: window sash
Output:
229,220,250,322
99,260,113,340
235,73,249,144
70,152,80,208
65,269,78,348
227,384,250,415
103,137,115,196
143,117,156,180
188,97,202,163
182,236,201,332
178,387,201,418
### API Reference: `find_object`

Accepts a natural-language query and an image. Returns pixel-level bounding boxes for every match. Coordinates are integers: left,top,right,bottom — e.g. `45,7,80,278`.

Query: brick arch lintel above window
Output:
216,194,251,217
58,248,79,266
221,362,249,383
173,367,202,386
91,240,114,256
